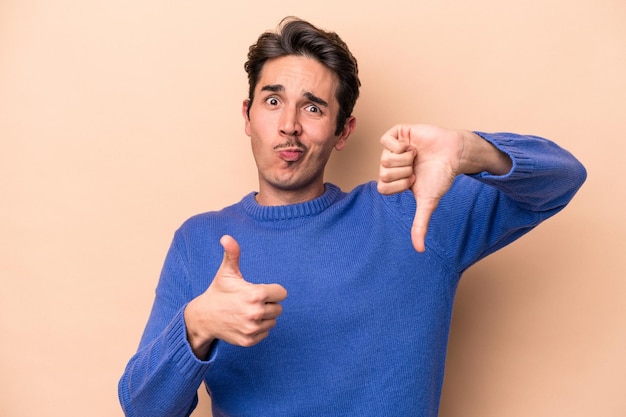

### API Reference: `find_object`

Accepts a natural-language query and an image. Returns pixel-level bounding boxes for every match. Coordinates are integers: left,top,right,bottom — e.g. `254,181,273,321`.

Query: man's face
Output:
243,55,355,206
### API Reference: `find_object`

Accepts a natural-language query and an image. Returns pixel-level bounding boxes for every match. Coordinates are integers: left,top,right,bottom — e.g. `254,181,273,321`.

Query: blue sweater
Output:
119,133,586,417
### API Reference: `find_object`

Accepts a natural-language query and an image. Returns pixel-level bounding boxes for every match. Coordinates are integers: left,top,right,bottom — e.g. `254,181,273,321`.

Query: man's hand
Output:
184,235,288,359
377,124,512,253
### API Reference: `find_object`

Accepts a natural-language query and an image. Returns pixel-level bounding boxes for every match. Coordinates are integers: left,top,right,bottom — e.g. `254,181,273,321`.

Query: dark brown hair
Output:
244,17,361,135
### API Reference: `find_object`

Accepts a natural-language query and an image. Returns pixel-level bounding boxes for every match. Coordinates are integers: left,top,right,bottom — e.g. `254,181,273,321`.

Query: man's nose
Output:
279,106,301,136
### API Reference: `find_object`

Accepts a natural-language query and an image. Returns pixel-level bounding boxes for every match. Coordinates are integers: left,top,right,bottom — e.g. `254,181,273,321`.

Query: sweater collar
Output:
241,183,342,221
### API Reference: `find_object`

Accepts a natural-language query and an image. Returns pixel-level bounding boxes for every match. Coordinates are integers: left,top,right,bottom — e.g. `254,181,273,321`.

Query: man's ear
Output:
334,116,357,151
242,99,251,137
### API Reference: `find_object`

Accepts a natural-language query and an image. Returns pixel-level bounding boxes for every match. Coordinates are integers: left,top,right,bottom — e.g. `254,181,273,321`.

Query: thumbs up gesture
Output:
377,124,511,253
184,235,288,358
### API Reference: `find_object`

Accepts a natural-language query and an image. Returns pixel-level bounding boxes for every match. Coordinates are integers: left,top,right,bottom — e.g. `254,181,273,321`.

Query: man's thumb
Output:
411,217,427,253
219,235,242,275
411,197,439,253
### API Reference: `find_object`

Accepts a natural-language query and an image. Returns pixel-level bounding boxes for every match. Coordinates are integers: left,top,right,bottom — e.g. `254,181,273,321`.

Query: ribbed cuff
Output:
473,131,535,179
165,306,216,380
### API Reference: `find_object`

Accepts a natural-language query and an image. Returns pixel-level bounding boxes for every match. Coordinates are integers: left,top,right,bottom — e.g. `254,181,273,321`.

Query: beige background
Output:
1,0,624,416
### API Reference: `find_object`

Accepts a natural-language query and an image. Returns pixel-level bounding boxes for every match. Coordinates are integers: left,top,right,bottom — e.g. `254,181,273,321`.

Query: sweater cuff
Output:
473,131,535,179
165,306,217,379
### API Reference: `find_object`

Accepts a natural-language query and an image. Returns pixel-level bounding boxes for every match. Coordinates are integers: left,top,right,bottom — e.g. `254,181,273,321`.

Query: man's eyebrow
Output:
261,84,284,93
304,92,329,107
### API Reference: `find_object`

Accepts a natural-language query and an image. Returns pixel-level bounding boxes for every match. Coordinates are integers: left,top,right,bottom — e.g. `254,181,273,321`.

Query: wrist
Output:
461,131,512,175
184,301,216,360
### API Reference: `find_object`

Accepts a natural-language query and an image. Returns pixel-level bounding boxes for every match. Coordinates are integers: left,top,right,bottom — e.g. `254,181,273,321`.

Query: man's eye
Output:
265,97,279,106
305,104,320,113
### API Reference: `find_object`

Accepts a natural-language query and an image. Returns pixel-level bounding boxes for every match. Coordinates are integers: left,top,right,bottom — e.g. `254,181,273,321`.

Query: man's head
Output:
244,17,360,136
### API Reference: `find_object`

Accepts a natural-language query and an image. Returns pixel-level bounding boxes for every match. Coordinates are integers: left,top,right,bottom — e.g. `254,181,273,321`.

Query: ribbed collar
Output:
241,183,342,221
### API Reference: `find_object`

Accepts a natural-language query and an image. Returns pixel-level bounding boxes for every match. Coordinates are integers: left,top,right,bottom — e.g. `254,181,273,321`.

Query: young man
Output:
119,17,586,417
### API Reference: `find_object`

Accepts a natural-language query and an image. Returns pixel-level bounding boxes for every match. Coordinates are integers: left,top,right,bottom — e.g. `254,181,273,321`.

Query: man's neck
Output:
255,184,326,206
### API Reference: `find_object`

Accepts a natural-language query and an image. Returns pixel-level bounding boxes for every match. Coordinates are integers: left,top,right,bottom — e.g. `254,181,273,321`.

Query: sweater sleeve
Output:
118,233,215,417
425,132,587,272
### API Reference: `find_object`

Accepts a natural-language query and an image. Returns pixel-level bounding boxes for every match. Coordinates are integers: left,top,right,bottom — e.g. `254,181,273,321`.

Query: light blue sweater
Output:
119,132,586,417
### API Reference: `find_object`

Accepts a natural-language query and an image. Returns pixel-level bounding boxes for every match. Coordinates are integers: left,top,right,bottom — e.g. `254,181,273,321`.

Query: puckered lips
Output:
276,146,306,163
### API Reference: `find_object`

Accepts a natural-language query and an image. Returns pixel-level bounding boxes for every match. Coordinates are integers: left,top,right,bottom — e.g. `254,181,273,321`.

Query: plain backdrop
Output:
1,1,625,416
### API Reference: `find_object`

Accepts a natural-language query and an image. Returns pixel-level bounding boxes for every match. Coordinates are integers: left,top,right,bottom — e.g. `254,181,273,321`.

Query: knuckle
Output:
379,153,393,167
239,321,260,337
378,170,393,182
243,306,265,322
237,335,257,347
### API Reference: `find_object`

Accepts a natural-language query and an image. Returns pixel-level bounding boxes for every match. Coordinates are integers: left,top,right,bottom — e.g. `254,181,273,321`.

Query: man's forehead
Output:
256,56,338,100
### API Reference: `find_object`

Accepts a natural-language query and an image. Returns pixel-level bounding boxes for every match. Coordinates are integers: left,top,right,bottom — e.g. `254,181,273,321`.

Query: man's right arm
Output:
118,234,287,417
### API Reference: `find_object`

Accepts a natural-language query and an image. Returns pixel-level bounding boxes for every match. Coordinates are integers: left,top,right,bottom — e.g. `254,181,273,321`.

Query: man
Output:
119,17,586,417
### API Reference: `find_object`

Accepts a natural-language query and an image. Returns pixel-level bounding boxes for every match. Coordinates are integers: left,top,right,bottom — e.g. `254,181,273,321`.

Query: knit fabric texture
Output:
119,132,586,417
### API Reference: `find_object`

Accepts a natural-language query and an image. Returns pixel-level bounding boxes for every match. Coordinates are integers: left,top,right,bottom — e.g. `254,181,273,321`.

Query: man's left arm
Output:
377,124,587,253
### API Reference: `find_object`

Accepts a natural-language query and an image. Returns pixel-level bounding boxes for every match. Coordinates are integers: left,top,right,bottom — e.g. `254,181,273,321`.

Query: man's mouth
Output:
278,149,304,162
